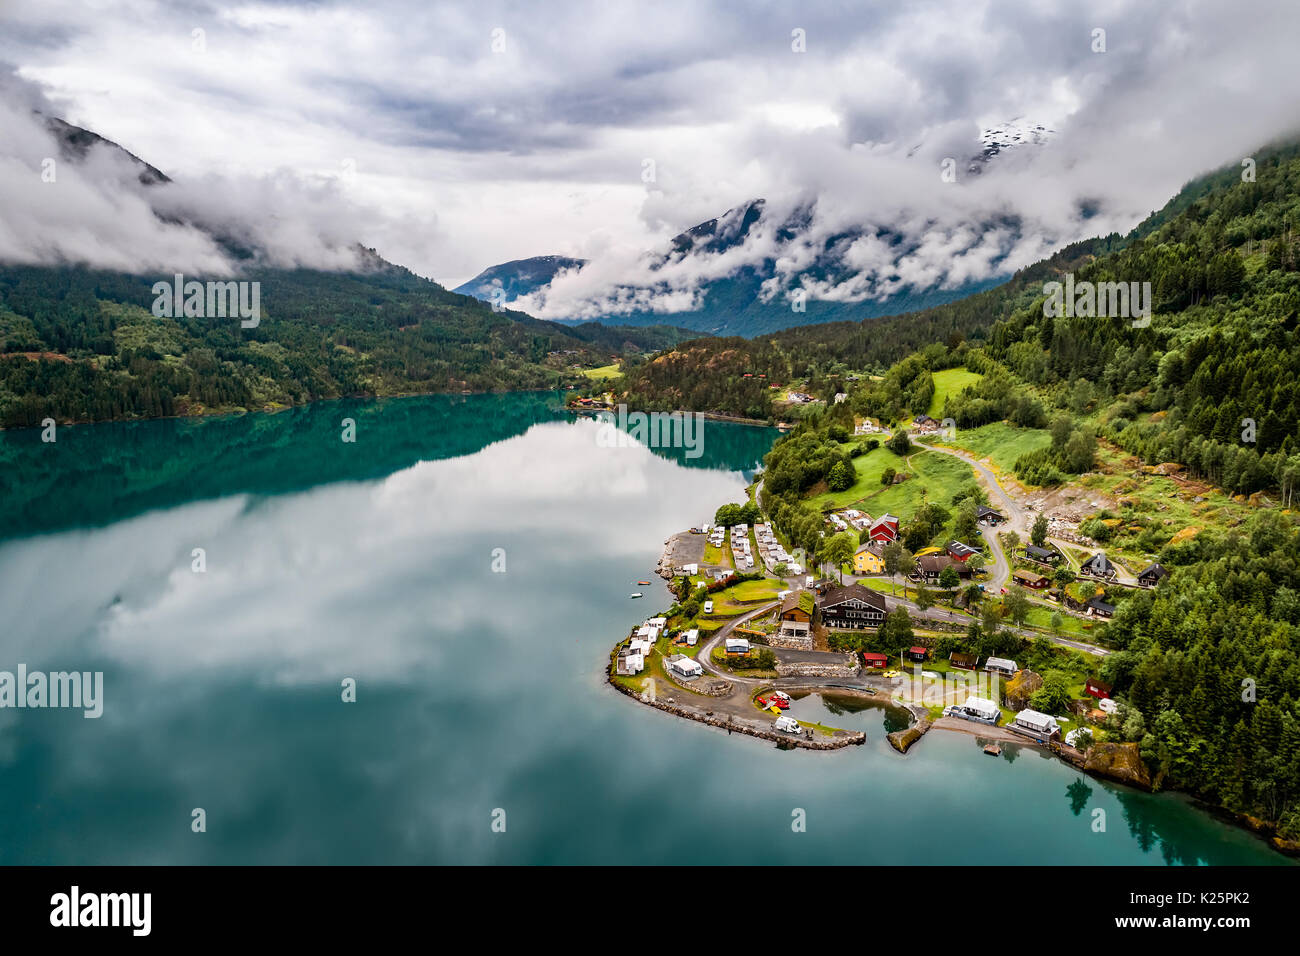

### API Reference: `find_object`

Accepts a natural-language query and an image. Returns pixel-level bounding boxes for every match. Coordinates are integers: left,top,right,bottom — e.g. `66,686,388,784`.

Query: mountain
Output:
43,114,171,186
614,139,1300,429
462,196,1016,339
454,255,587,302
0,119,695,427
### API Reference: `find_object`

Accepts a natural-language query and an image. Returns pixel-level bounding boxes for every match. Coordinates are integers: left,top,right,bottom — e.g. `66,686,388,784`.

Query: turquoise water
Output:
0,393,1286,864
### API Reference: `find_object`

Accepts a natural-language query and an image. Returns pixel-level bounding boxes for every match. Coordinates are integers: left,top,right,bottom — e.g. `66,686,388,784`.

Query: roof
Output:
975,505,1003,518
918,554,955,574
1087,595,1116,614
1013,569,1048,584
986,656,1018,670
1025,544,1057,560
950,651,979,667
855,541,884,557
819,582,887,611
946,540,980,556
961,697,1000,718
872,513,899,527
1139,562,1168,579
1015,708,1058,731
909,645,928,654
780,589,816,616
862,652,888,662
1086,677,1113,692
1081,551,1113,573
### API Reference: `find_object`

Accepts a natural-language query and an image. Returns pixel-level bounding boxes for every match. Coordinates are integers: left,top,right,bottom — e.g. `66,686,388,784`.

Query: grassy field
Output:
808,444,909,509
939,422,1051,475
582,363,622,380
927,368,984,418
809,446,975,513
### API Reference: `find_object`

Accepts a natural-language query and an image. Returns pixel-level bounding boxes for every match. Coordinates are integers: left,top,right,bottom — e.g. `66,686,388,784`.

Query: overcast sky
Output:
2,0,1300,302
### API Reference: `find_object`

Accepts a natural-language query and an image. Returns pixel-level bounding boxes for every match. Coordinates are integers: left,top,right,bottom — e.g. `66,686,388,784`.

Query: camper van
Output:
774,715,801,734
703,600,714,614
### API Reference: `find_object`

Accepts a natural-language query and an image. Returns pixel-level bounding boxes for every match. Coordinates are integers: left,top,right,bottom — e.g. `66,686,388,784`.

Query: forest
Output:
0,260,692,428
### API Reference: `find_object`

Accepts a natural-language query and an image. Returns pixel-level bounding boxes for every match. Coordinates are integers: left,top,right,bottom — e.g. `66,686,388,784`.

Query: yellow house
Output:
853,542,885,574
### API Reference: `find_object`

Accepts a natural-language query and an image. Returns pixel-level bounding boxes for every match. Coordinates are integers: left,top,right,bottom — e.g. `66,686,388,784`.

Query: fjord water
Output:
0,393,1285,864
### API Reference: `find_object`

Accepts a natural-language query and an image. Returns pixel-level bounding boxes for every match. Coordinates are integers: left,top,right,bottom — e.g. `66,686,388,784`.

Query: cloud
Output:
1,0,1298,297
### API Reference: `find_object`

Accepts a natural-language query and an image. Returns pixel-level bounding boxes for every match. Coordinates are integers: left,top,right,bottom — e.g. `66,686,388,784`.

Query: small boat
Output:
983,744,1002,756
629,592,643,599
637,581,651,586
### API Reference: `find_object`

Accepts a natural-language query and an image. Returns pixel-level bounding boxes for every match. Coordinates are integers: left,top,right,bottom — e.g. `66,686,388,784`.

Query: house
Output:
945,540,981,562
1137,562,1169,587
668,656,703,679
905,646,928,663
616,648,644,676
1012,709,1061,739
985,657,1018,676
975,505,1004,526
1080,551,1117,580
779,589,816,624
862,652,888,669
949,651,979,669
681,629,699,647
724,637,751,655
1086,595,1116,618
1084,677,1113,700
776,619,812,648
868,514,900,543
1024,544,1060,566
916,554,970,583
1012,569,1050,590
951,696,1000,723
820,583,889,630
853,541,886,574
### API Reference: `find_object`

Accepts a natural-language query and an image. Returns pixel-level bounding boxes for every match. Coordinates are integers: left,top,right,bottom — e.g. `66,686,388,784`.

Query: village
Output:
607,408,1174,789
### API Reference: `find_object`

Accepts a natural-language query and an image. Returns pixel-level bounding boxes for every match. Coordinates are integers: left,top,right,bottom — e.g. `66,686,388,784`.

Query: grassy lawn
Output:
927,368,984,418
809,445,975,514
798,719,850,737
727,578,784,602
808,444,909,509
940,421,1051,475
866,449,975,514
581,363,622,380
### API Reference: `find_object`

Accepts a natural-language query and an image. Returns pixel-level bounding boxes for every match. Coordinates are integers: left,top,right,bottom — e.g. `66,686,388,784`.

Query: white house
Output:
953,697,1000,723
669,656,703,679
1013,709,1060,738
985,657,1018,676
616,650,644,676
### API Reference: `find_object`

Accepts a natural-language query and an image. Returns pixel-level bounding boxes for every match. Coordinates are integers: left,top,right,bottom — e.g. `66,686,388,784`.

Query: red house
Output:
869,514,900,543
1084,678,1113,700
862,652,888,669
905,646,928,663
945,541,981,562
